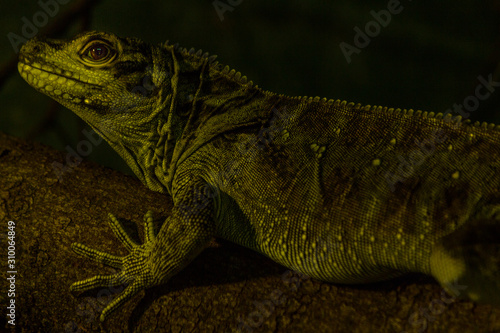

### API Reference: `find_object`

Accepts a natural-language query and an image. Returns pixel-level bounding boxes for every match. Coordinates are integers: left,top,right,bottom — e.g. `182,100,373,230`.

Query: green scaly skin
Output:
18,31,500,321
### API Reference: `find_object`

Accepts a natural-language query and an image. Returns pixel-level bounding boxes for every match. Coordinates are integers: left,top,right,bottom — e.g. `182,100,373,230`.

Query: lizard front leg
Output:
70,180,216,321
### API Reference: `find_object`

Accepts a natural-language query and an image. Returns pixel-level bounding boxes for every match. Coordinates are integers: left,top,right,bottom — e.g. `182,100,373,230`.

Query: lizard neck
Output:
92,45,174,194
159,46,282,194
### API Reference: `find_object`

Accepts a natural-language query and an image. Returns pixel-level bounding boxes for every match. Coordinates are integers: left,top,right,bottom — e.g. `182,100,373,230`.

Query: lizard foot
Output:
70,211,157,322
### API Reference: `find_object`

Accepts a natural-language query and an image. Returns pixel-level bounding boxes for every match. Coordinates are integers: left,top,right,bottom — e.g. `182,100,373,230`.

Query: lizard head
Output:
18,31,261,193
18,31,176,192
18,31,172,141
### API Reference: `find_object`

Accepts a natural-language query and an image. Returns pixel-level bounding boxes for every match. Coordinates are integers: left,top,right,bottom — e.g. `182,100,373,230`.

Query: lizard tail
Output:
430,218,500,305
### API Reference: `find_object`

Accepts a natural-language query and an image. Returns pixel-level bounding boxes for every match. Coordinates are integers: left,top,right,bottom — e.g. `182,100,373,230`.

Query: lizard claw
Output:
70,211,157,322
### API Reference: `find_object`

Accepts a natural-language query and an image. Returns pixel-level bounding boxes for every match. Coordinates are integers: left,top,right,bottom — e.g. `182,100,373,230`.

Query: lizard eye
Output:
88,44,109,60
81,41,116,64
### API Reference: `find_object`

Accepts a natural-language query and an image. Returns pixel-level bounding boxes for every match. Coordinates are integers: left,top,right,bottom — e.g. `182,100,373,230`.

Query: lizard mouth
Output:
18,60,103,106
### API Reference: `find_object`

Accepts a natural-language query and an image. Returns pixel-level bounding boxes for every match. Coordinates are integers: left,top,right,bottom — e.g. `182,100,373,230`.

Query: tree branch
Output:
0,132,499,332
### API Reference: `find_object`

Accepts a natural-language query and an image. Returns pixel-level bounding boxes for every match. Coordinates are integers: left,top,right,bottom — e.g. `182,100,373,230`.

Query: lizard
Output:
17,31,500,322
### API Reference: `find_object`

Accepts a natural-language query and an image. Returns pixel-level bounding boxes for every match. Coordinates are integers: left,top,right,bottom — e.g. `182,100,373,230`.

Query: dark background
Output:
1,2,500,332
1,0,499,174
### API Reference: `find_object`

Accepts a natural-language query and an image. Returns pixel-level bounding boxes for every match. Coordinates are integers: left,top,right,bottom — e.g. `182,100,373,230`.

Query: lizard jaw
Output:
17,59,109,110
